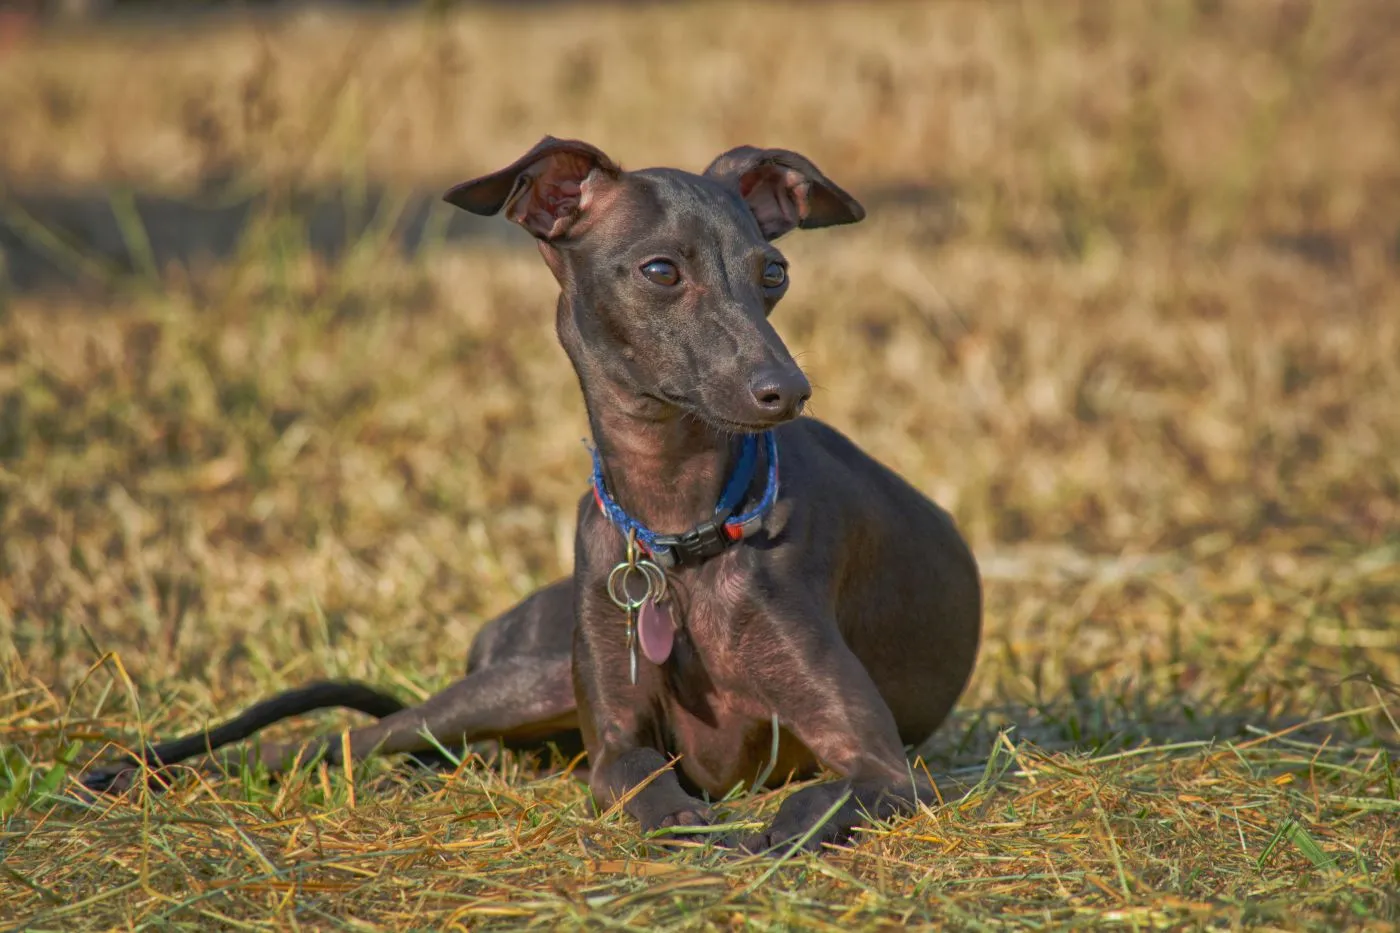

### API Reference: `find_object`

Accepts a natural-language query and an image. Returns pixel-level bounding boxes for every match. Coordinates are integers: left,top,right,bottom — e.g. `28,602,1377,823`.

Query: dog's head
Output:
444,137,864,431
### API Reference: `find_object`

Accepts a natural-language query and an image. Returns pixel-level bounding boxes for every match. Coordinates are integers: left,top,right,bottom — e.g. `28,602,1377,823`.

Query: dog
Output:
81,137,982,853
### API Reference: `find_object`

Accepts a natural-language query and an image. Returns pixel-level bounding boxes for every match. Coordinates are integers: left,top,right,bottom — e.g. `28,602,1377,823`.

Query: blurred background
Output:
1,0,1397,748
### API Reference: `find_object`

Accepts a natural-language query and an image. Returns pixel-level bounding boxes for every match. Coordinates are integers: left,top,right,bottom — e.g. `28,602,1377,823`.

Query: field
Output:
2,1,1399,929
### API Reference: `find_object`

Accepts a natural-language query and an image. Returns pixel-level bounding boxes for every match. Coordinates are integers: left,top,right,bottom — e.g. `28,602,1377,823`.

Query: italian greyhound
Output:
80,138,982,853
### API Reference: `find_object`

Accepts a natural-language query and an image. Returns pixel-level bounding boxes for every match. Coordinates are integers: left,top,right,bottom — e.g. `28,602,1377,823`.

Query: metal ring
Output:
637,560,668,602
606,562,653,611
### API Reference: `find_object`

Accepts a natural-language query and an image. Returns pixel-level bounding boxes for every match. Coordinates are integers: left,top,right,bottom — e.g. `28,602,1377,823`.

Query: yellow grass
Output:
1,1,1398,929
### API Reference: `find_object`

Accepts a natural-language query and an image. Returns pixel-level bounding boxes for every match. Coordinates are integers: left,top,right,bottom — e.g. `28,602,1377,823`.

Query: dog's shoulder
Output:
777,417,902,487
777,416,865,463
778,417,961,523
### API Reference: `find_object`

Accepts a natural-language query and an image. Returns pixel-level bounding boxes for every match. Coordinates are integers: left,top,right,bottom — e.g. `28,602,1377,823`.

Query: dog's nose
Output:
749,368,812,421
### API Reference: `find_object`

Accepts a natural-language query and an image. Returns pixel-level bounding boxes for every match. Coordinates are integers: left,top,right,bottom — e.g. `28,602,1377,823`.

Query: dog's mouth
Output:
653,389,797,433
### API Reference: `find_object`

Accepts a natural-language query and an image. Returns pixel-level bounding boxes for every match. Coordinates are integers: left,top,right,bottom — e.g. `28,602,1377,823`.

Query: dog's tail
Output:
79,680,407,793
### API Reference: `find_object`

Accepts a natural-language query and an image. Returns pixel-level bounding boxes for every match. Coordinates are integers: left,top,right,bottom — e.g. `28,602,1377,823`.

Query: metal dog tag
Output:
637,598,675,666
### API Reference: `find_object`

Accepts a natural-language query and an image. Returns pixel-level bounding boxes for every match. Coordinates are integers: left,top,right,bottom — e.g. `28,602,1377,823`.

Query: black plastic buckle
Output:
653,517,732,568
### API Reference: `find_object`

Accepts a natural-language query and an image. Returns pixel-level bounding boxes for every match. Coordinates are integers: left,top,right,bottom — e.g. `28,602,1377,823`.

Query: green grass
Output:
2,1,1399,929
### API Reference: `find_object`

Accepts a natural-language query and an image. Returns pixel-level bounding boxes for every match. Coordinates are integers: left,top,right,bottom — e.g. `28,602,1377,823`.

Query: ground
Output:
1,1,1398,930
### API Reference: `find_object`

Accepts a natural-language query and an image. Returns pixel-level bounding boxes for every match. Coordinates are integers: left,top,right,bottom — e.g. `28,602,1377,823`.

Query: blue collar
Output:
590,432,780,569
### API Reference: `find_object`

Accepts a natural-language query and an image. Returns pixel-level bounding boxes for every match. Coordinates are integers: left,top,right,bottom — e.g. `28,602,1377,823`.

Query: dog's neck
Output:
583,375,741,537
557,295,740,537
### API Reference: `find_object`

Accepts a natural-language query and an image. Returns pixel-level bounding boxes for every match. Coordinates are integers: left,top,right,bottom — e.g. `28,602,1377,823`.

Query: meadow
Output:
1,1,1398,929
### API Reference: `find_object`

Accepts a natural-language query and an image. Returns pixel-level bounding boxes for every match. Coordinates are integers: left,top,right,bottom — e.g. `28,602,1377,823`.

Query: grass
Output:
1,0,1399,929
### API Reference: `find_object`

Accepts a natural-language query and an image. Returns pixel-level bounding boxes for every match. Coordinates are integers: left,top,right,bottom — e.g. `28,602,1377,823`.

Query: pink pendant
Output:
637,598,676,666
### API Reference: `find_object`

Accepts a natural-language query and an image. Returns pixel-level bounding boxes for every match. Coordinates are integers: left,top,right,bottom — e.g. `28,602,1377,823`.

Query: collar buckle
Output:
653,515,732,569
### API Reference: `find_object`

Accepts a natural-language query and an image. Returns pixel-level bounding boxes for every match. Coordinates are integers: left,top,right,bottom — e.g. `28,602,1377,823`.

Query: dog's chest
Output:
655,575,810,795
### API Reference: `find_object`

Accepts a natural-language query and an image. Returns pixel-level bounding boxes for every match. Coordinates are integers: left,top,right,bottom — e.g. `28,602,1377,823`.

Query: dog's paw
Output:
77,756,185,798
738,785,863,855
77,763,142,796
735,825,824,855
646,804,713,832
737,818,854,856
638,802,715,847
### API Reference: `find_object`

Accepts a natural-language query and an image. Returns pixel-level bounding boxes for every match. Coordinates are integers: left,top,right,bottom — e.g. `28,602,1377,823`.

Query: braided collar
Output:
589,432,779,569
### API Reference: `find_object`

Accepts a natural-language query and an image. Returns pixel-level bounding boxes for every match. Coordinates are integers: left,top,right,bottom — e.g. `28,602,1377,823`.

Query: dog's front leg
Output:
589,744,713,833
572,603,711,834
741,623,937,853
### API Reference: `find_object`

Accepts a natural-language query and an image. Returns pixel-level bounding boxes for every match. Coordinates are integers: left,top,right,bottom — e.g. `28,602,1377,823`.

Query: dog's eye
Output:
762,262,787,289
640,260,680,287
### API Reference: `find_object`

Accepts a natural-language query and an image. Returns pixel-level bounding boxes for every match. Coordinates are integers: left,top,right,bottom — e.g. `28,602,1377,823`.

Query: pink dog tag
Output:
637,598,675,666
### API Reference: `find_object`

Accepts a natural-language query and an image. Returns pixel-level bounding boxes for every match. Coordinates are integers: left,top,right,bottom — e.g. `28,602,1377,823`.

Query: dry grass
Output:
2,1,1399,929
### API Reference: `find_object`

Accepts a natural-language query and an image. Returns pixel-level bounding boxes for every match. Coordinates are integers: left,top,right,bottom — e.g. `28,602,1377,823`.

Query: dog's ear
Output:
704,146,865,240
444,137,621,240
